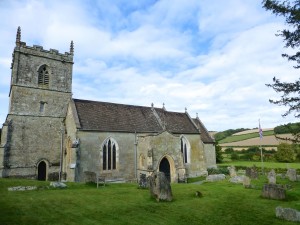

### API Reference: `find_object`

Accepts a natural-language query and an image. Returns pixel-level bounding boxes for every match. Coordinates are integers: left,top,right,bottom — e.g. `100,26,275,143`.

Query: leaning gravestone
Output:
261,184,286,200
268,169,276,184
228,165,237,177
245,166,258,179
148,171,172,202
286,168,297,182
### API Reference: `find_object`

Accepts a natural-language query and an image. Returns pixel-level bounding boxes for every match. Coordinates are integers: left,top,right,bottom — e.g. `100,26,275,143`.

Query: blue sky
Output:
0,0,298,131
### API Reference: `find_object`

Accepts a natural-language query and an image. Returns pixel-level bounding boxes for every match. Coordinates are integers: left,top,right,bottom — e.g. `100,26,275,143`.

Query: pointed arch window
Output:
181,136,191,164
102,138,118,171
38,65,49,88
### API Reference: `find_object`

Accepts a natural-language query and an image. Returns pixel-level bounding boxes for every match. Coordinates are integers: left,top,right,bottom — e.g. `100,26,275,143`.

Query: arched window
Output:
38,65,49,88
180,136,191,164
102,138,118,171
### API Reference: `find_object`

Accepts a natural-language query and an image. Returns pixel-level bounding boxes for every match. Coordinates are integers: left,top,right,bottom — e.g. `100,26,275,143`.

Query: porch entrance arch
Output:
159,157,171,182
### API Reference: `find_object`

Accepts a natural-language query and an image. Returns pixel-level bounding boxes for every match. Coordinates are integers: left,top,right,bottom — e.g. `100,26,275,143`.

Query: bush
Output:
264,153,276,162
207,167,229,175
247,146,260,153
231,152,239,160
225,147,234,153
292,144,300,162
275,143,296,162
215,142,223,163
241,152,255,161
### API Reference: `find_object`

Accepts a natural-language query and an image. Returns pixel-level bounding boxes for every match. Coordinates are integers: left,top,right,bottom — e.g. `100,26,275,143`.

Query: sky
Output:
0,0,299,132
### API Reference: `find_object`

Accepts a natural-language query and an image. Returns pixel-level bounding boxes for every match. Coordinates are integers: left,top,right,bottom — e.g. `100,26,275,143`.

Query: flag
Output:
259,120,263,139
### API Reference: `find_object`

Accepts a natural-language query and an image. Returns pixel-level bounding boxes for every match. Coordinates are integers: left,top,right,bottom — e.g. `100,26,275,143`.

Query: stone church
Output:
0,27,216,183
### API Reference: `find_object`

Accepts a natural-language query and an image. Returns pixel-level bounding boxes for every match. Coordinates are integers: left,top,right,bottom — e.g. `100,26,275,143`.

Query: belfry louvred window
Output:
102,138,117,170
38,65,49,88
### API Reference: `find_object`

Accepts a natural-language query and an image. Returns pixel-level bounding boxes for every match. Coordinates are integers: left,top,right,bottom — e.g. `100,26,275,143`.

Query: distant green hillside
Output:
218,130,274,144
215,122,299,142
214,128,250,141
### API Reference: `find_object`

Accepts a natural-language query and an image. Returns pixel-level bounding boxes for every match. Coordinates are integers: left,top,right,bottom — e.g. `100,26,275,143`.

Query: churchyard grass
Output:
219,161,300,169
1,177,300,225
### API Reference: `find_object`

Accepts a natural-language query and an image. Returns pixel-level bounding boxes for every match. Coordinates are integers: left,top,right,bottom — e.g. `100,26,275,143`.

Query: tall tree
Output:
263,0,300,142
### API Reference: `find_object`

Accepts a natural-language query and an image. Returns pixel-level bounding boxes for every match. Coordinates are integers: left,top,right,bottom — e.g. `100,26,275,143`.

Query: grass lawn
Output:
1,178,300,225
219,130,274,144
219,161,300,169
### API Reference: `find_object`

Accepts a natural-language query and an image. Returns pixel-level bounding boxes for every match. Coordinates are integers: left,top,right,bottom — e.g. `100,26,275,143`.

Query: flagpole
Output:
259,119,264,175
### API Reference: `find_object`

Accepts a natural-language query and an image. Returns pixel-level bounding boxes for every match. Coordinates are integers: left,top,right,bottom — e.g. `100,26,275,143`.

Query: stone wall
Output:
0,39,73,179
11,44,73,93
204,143,216,168
1,115,64,178
75,131,137,182
69,129,208,183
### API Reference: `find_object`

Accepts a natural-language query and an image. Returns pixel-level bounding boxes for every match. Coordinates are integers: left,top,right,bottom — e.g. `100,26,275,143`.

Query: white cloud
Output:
0,0,298,131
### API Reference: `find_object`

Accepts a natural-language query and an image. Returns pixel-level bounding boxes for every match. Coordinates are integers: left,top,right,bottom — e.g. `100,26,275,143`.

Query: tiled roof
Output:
73,99,199,134
155,108,199,134
193,118,215,143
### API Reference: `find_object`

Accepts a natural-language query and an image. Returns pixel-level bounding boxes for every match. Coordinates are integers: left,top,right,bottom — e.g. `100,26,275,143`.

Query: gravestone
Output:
229,175,244,184
228,165,237,177
245,166,258,179
50,182,67,189
243,176,251,188
286,168,297,182
139,173,148,188
8,186,37,191
261,184,286,200
268,169,276,184
276,206,300,222
206,174,225,182
148,171,172,202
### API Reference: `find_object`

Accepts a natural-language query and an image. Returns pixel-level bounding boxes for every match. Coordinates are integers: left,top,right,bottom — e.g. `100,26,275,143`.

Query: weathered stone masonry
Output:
0,27,216,182
0,27,73,179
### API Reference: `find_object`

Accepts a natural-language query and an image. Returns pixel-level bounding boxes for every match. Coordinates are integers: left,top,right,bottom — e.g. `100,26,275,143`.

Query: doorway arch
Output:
159,157,171,182
37,161,47,181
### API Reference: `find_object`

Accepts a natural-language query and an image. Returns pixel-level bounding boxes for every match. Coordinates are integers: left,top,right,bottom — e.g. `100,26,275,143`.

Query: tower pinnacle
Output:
70,40,74,55
16,26,21,46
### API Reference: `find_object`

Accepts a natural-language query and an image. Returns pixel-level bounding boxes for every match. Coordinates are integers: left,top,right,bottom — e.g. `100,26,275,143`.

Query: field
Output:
1,178,300,225
219,129,294,149
219,130,274,144
232,128,274,136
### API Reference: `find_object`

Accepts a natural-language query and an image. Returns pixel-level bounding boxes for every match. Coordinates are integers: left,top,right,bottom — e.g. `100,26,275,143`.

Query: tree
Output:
275,143,296,162
262,0,300,142
215,142,223,163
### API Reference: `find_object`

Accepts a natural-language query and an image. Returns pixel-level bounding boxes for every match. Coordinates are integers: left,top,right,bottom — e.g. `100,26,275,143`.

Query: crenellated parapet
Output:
13,42,74,64
12,26,73,69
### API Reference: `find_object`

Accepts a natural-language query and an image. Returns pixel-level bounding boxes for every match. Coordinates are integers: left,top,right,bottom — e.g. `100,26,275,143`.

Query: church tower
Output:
0,27,74,180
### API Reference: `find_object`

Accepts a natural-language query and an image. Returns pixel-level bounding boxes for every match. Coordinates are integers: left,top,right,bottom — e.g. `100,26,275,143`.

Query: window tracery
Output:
102,138,118,171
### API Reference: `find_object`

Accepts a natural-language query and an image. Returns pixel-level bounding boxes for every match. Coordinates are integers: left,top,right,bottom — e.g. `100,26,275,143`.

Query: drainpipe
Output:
134,131,138,181
59,126,64,182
